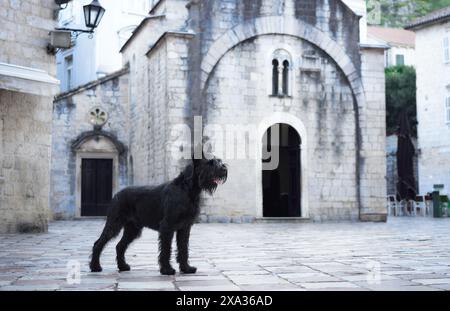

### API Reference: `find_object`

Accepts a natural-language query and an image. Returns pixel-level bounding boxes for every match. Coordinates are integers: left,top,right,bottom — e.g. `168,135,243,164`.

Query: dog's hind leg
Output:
158,225,176,275
176,226,197,274
90,217,123,272
116,223,142,272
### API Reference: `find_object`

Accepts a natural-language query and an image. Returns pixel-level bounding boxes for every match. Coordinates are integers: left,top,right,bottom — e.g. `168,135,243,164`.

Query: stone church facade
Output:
51,0,387,222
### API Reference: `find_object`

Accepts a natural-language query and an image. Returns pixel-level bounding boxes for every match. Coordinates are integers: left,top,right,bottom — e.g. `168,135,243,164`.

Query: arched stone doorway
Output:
262,123,301,217
71,131,126,217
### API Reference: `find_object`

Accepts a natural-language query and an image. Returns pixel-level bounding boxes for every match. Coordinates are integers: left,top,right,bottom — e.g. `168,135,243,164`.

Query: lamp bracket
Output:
56,27,94,39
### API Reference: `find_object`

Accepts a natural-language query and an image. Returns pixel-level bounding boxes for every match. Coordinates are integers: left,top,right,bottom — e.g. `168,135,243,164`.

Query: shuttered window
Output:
446,96,450,123
444,37,450,63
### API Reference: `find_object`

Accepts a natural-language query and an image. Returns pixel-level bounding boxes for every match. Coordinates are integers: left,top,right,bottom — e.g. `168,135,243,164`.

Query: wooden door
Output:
81,159,113,216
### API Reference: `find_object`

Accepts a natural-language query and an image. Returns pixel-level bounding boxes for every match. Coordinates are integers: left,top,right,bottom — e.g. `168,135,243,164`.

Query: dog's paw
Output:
90,263,102,273
118,263,131,272
160,266,176,275
180,265,197,274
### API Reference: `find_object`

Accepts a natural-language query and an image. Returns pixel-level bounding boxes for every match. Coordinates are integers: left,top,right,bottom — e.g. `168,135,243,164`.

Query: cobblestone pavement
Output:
1,217,450,291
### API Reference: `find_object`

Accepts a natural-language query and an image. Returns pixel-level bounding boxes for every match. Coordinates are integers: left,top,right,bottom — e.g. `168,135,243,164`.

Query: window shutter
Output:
444,37,450,63
447,97,450,123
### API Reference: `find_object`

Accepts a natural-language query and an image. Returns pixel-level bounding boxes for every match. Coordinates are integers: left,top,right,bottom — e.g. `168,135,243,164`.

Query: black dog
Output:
89,154,227,275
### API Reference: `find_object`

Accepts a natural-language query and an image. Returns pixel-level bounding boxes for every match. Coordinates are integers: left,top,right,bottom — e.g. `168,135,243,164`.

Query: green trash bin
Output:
441,195,450,217
432,191,442,218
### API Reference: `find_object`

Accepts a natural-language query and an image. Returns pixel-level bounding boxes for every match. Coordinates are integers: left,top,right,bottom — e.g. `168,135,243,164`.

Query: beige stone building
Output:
406,6,450,197
51,0,388,222
0,0,59,232
367,26,415,67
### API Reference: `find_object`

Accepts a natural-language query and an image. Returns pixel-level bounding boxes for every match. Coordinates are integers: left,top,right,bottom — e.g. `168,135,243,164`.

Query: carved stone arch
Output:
199,16,365,103
273,48,292,64
256,112,309,218
71,130,127,155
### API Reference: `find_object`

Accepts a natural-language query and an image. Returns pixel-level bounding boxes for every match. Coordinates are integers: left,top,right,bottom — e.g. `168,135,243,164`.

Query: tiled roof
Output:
367,26,415,47
406,6,450,30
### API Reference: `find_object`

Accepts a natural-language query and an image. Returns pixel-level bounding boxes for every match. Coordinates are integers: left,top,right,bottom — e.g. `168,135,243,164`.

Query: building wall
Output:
0,0,58,233
386,46,416,67
51,70,129,218
359,47,387,220
416,21,450,196
0,0,56,75
56,0,151,91
201,34,359,221
122,0,190,186
0,90,53,232
49,0,387,222
138,0,386,222
341,0,368,44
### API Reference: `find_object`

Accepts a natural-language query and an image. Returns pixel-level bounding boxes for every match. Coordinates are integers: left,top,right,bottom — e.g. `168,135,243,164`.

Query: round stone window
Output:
89,107,108,127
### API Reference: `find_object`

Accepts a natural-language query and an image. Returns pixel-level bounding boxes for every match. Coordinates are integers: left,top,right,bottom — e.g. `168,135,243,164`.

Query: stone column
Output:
278,64,283,96
358,47,388,222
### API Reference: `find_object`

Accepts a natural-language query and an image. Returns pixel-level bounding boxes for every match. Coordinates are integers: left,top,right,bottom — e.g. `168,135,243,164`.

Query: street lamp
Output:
83,0,106,30
48,0,106,53
57,0,106,35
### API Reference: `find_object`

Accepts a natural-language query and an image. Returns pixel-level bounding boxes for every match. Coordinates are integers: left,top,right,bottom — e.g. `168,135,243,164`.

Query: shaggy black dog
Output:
89,154,227,275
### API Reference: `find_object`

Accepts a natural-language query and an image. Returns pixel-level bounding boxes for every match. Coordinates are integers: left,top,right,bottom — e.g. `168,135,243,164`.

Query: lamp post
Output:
48,0,106,53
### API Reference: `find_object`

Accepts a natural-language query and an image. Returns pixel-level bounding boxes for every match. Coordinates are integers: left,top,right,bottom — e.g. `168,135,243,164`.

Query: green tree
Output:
367,0,450,27
429,0,450,11
385,66,417,136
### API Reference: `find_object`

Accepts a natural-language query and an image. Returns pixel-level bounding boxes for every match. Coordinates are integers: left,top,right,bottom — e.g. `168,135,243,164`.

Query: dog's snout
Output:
221,163,227,173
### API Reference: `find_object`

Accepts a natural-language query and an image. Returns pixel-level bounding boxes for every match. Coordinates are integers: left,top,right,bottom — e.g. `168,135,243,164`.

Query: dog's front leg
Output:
158,225,176,275
177,226,197,274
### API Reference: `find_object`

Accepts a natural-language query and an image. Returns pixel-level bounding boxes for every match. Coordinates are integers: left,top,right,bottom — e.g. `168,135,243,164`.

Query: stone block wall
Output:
51,70,129,219
201,35,359,221
359,47,388,221
0,0,58,232
122,0,191,186
0,90,53,232
113,0,387,222
0,0,57,75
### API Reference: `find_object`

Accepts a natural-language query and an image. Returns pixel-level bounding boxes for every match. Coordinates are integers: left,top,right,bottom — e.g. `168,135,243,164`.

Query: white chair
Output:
409,199,418,216
398,199,409,216
424,195,433,216
414,196,427,216
387,195,400,216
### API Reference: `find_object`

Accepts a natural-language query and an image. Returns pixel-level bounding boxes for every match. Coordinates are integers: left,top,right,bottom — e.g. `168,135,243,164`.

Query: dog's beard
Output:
203,182,218,195
198,169,227,195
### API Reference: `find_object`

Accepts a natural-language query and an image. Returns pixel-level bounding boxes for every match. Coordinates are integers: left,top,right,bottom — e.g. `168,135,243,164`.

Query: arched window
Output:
270,49,292,97
282,60,289,95
272,59,279,96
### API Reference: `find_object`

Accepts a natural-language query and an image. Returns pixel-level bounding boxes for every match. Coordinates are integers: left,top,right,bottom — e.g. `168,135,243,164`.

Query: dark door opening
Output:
262,124,301,217
81,158,113,216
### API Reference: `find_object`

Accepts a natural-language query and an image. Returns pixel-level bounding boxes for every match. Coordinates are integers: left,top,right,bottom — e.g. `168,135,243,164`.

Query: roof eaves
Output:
119,14,166,53
406,7,450,30
145,31,195,58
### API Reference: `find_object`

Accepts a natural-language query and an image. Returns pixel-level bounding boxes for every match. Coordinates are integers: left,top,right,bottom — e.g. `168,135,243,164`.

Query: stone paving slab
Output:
0,218,450,291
